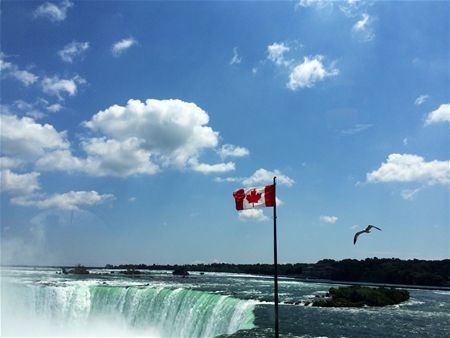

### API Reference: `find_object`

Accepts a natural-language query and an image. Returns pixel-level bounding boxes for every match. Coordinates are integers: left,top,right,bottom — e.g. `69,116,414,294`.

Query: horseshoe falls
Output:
2,267,450,337
1,268,256,337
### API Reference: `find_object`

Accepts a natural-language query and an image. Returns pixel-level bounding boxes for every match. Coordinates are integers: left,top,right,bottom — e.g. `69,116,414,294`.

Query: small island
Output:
66,264,90,275
312,286,410,307
172,267,189,277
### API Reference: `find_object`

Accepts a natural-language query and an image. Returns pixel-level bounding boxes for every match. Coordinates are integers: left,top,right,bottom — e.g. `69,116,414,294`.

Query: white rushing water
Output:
1,272,256,337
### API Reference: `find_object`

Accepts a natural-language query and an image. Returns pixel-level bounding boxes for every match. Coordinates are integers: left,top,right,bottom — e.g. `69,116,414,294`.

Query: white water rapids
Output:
2,275,256,337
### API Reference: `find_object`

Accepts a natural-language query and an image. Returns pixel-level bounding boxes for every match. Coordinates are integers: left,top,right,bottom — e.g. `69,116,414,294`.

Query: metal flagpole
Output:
273,176,279,338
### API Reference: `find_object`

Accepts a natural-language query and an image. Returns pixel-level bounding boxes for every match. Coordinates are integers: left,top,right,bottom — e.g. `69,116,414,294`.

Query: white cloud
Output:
214,176,243,183
36,138,159,177
35,149,83,173
58,41,89,63
238,209,269,222
299,0,367,16
352,13,375,42
84,98,219,169
189,159,235,174
339,0,365,17
47,103,63,112
367,153,449,185
242,168,295,187
297,0,332,10
218,144,249,159
0,114,69,161
0,58,12,71
341,123,373,135
217,169,294,187
267,42,291,67
0,157,24,170
0,170,40,195
41,75,85,99
0,54,39,86
319,215,338,224
401,188,421,201
424,104,450,125
2,98,243,178
2,99,63,120
33,0,73,22
287,56,339,90
11,69,39,86
112,37,137,57
414,94,429,105
230,47,242,65
11,190,114,211
80,137,159,176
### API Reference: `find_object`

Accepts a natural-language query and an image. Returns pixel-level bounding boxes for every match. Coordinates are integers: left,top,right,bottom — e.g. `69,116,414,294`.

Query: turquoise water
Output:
1,267,449,337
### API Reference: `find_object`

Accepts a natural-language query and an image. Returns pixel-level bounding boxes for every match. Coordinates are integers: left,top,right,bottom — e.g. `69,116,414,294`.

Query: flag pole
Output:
273,176,279,338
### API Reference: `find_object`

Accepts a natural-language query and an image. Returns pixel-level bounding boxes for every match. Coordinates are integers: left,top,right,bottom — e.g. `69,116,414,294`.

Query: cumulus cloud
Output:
287,56,339,90
352,13,375,42
112,37,137,57
36,139,159,177
80,137,159,176
0,55,38,86
216,169,294,187
47,103,63,112
34,0,73,22
11,190,114,211
0,157,24,170
0,166,113,211
189,159,235,174
0,170,40,195
367,153,449,185
230,47,242,65
238,209,269,222
319,215,338,224
424,104,450,125
11,69,39,86
0,114,69,161
242,168,295,187
3,98,244,178
0,57,12,71
84,98,219,169
35,149,83,173
414,94,429,105
218,144,249,159
41,75,86,100
2,99,63,120
267,42,291,67
58,41,89,63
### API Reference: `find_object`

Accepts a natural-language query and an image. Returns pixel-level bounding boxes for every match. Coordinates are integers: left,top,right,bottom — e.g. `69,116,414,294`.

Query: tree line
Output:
104,258,450,287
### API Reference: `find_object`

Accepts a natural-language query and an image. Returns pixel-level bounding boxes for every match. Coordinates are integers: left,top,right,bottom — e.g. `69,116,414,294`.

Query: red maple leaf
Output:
246,189,262,206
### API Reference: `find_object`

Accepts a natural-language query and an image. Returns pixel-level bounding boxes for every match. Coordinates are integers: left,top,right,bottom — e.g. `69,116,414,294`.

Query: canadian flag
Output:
233,185,275,210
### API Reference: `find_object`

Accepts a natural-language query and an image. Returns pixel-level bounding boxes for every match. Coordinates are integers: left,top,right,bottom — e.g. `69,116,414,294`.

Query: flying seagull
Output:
353,225,382,244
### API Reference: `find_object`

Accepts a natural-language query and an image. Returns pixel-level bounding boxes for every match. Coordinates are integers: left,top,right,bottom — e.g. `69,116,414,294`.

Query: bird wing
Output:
353,231,364,244
371,225,382,231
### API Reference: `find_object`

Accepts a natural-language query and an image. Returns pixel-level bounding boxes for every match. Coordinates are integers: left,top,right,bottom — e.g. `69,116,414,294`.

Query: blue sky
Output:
1,0,449,266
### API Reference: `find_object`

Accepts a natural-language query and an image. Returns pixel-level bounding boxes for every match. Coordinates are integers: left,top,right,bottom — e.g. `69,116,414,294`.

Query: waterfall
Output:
4,282,256,337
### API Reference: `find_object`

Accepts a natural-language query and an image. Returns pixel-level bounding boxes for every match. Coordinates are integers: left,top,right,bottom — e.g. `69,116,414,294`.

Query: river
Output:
1,267,449,337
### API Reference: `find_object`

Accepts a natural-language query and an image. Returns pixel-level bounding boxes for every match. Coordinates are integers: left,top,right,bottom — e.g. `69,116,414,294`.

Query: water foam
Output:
2,280,256,337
